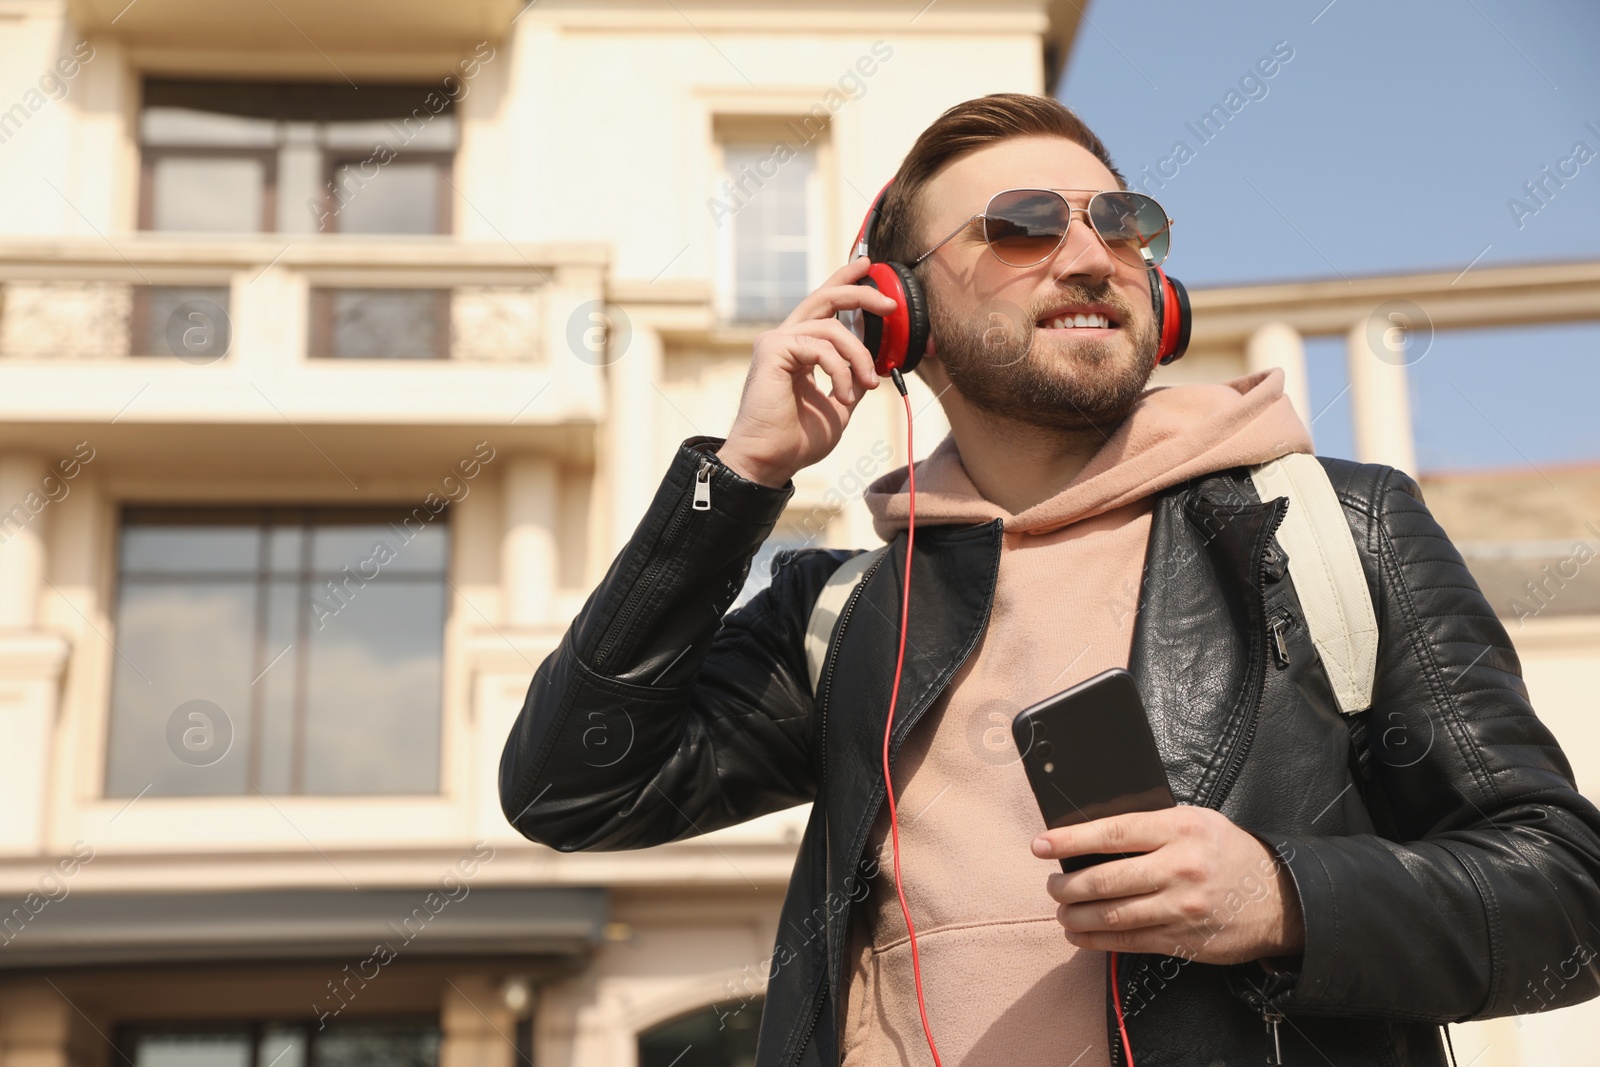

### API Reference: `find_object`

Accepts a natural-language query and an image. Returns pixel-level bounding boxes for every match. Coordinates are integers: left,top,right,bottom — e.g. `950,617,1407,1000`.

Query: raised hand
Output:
716,257,897,488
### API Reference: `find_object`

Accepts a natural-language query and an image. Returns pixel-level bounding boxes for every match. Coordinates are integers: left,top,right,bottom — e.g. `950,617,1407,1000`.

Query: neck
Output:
942,396,1111,516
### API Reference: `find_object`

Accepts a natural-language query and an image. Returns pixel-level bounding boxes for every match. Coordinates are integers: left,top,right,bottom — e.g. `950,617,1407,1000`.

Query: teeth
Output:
1043,313,1111,329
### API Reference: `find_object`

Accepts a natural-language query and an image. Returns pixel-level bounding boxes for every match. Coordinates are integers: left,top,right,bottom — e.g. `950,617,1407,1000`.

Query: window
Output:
118,1019,440,1067
638,999,762,1067
139,80,456,235
131,286,232,360
721,143,815,322
104,507,449,798
712,115,829,324
308,289,450,359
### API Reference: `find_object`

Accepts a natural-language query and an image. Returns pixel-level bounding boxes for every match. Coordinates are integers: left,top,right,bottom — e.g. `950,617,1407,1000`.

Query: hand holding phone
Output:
1011,668,1176,874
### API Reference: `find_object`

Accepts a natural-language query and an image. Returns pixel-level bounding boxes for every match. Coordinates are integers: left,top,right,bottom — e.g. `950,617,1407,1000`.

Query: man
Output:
500,94,1600,1066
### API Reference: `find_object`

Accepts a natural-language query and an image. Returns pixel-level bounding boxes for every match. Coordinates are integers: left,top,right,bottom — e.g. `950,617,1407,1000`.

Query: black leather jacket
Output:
500,435,1600,1066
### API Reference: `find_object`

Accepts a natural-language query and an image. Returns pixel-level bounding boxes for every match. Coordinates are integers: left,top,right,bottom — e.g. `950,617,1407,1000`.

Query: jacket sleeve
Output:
498,436,841,852
1270,465,1600,1023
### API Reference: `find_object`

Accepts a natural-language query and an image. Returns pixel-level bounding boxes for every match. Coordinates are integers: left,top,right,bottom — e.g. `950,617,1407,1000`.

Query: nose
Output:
1047,204,1117,287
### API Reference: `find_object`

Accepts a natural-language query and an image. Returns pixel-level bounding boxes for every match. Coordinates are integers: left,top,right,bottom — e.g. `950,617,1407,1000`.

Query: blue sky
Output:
1057,0,1600,473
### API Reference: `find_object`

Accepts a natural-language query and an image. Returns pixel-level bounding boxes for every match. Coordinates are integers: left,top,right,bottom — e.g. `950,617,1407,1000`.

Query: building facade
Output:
0,1,1595,1065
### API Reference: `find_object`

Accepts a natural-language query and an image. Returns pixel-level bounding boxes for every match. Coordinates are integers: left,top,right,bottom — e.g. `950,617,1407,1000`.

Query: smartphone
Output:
1011,667,1176,874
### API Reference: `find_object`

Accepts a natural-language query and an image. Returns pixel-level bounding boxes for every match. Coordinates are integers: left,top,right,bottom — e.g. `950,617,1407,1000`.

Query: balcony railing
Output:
0,237,612,424
0,281,550,363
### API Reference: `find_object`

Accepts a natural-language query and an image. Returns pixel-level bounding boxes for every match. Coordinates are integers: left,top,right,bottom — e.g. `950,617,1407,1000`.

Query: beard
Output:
926,279,1161,433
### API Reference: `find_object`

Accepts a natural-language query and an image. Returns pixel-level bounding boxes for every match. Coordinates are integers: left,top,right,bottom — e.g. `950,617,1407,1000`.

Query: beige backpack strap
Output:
1250,453,1379,715
805,546,887,697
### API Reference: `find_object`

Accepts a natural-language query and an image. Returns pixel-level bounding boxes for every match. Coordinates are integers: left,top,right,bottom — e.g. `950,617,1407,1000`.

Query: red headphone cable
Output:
878,368,1135,1067
881,367,944,1067
1112,949,1135,1066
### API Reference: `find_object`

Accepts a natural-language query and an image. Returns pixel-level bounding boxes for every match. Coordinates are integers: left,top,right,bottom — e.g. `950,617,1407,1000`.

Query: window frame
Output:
316,150,456,236
709,111,836,327
103,504,452,798
138,146,280,233
306,287,453,360
113,1016,444,1067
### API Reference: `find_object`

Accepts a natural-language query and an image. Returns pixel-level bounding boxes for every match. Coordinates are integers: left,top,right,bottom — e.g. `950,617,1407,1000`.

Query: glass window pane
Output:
317,290,446,359
312,1021,440,1067
726,143,814,323
310,521,446,575
268,525,305,575
302,581,446,795
325,116,457,152
329,161,442,235
106,582,256,797
108,509,447,797
121,524,260,575
150,156,265,233
256,579,300,795
132,1033,253,1067
141,106,276,148
132,286,231,359
139,80,459,236
260,1026,308,1067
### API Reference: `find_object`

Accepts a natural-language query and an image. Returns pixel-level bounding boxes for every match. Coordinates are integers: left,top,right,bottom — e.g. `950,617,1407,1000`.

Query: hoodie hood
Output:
863,366,1314,541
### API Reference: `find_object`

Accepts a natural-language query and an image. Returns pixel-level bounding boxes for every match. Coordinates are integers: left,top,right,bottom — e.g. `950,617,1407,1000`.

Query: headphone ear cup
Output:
887,263,929,375
857,262,924,376
1152,268,1192,366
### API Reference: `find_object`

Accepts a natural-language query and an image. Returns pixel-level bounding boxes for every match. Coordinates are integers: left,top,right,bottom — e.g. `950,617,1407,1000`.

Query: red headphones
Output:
847,180,1192,376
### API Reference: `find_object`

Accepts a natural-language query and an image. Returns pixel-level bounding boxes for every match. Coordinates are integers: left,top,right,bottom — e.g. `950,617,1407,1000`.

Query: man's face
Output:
912,135,1162,433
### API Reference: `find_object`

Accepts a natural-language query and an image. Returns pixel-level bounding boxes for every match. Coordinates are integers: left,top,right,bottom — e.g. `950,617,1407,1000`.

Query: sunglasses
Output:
911,187,1174,272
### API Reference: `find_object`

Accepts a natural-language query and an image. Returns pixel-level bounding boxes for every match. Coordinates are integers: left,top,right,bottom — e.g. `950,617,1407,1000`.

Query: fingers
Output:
1047,856,1164,905
788,317,880,393
783,263,898,326
1032,809,1180,863
1055,892,1171,936
784,334,864,406
823,255,876,288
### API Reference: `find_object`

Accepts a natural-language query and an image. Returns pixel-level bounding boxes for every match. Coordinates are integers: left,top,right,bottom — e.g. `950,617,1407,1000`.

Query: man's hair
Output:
871,93,1125,269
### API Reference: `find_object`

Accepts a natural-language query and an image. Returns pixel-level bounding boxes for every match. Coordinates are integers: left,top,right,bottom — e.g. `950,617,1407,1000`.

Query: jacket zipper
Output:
1108,953,1123,1067
592,454,708,671
1198,497,1289,810
1263,1003,1286,1064
787,977,828,1067
1268,606,1296,668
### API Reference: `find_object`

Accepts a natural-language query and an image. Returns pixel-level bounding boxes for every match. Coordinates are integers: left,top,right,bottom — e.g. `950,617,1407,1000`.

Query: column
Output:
0,456,70,857
1246,323,1313,444
606,320,662,554
1346,321,1418,475
0,986,98,1067
501,456,559,627
0,457,48,629
439,976,519,1067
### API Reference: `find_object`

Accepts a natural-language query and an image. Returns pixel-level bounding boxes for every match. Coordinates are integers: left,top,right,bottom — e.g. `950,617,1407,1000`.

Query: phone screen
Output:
1011,668,1176,872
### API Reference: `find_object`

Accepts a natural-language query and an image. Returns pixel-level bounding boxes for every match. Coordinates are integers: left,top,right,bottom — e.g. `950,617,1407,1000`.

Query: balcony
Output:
0,237,610,429
65,0,522,54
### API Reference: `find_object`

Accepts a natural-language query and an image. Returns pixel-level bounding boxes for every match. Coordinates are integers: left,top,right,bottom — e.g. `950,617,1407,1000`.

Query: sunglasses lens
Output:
1089,190,1171,269
983,189,1071,266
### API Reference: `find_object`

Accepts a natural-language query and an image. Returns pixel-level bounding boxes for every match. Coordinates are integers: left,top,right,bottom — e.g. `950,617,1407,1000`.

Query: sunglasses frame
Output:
909,187,1175,272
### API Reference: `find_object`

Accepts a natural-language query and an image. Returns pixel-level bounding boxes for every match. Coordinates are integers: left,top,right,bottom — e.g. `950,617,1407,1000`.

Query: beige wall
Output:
0,1,1596,1064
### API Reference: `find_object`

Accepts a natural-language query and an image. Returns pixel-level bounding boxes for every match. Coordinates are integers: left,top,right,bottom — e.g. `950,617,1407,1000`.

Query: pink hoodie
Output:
840,368,1313,1066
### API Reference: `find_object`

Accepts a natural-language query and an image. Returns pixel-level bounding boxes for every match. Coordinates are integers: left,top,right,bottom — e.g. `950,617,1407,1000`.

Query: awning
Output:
0,887,608,968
